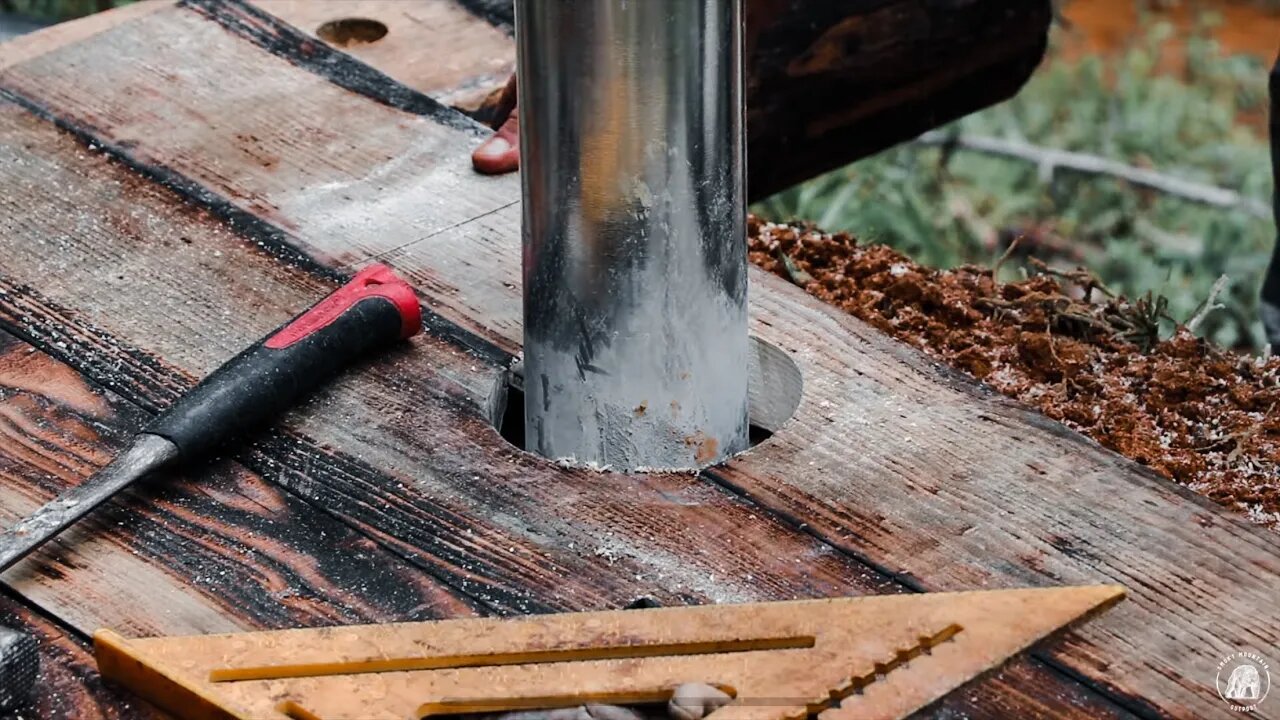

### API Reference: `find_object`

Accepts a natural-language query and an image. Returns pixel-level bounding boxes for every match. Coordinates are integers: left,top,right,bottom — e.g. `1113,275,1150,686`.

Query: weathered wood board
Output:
0,1,167,72
0,1,1273,719
0,92,1115,720
258,0,515,108
0,328,471,635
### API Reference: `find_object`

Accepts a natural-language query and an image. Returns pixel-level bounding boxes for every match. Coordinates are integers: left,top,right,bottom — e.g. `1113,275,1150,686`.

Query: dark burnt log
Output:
743,0,1052,197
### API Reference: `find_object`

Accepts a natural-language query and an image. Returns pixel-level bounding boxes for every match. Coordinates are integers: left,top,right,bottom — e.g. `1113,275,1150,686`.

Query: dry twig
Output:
916,131,1271,219
1186,274,1231,334
992,235,1023,277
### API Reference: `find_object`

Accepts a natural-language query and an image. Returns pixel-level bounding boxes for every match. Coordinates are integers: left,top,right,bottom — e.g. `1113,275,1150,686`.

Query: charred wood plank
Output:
0,329,471,636
0,17,1122,717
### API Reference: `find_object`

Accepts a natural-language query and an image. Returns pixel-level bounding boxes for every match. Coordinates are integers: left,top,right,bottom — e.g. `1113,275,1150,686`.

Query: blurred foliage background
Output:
0,0,124,22
757,3,1277,351
3,0,1277,350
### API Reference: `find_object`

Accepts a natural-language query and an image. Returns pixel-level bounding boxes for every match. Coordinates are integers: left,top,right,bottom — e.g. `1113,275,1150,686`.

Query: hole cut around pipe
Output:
489,336,802,469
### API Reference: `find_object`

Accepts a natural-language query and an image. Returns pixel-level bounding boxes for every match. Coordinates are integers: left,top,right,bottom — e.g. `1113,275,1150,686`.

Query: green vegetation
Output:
756,20,1275,350
0,0,129,22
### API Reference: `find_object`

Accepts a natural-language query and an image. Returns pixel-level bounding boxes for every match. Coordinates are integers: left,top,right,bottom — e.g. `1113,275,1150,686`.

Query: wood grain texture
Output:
0,98,886,612
716,281,1280,717
0,589,165,720
0,329,471,638
0,11,1129,719
0,5,1263,717
2,1,517,349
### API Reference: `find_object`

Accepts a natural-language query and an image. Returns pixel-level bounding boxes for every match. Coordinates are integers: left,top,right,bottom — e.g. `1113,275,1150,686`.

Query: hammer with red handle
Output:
0,264,421,573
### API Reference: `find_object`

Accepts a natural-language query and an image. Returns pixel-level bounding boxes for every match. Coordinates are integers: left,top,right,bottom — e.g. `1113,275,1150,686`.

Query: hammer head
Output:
0,626,39,711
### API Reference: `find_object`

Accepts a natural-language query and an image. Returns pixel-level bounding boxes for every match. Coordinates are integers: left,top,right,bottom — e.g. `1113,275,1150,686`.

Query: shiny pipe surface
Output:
518,0,749,471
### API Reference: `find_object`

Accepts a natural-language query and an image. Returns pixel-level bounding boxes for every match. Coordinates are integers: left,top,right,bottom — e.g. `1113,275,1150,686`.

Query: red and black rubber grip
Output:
144,264,422,459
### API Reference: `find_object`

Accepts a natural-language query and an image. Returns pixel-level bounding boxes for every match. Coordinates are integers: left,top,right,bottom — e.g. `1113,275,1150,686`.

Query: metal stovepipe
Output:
517,0,749,471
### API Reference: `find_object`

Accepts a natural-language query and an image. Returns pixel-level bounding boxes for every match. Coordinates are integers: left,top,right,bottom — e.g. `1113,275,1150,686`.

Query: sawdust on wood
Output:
748,217,1280,530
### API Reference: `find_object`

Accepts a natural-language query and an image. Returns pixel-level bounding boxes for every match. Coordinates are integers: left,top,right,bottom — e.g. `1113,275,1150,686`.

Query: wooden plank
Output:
0,5,1266,717
0,328,472,637
0,589,165,719
0,19,1126,720
2,0,517,350
713,282,1280,717
0,0,511,113
257,0,513,108
0,97,882,611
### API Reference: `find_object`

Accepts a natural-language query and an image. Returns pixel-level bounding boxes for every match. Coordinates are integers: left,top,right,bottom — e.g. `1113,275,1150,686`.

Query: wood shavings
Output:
748,217,1280,530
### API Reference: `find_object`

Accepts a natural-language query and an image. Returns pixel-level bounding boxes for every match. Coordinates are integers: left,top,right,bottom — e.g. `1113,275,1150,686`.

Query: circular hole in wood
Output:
488,336,802,466
316,18,388,48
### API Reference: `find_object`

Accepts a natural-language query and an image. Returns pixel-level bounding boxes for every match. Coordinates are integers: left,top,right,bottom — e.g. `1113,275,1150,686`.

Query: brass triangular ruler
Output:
94,585,1123,720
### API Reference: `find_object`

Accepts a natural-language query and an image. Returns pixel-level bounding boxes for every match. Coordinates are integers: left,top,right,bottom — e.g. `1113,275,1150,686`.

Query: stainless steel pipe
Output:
517,0,749,471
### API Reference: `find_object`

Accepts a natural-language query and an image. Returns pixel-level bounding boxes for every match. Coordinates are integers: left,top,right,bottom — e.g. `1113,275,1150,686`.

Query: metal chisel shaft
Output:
0,434,177,574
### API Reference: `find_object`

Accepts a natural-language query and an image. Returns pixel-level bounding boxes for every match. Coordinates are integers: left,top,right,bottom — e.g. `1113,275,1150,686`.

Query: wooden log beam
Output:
742,0,1052,197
